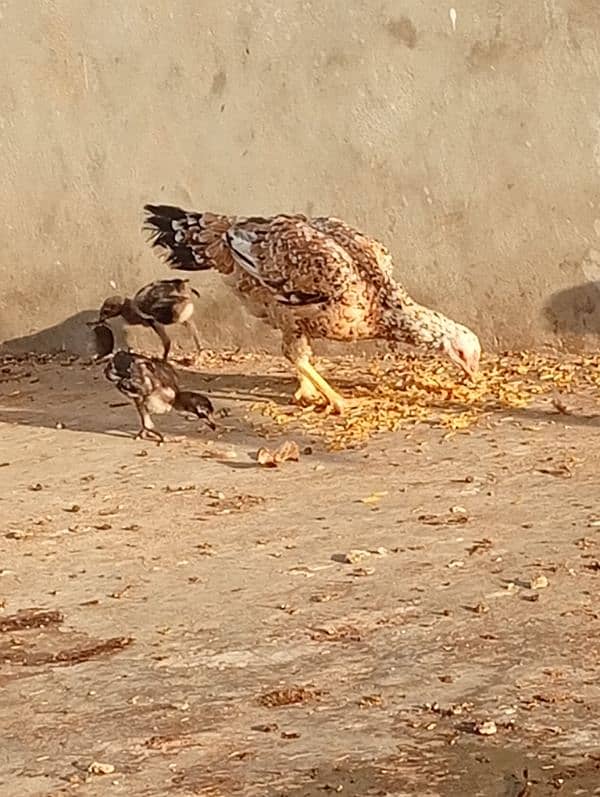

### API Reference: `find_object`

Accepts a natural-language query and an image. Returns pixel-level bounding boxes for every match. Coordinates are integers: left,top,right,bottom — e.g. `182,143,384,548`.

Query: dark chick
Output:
96,278,202,361
104,350,215,442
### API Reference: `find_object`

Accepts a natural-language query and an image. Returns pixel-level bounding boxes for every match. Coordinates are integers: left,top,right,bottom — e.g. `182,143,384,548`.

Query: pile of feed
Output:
254,351,600,450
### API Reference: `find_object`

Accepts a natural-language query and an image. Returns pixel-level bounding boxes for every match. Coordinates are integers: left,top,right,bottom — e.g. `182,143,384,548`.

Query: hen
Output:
105,350,215,442
144,205,480,413
94,278,202,361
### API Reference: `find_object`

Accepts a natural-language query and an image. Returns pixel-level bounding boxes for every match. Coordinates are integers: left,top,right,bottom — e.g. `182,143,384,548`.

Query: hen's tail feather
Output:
143,204,217,272
144,204,188,222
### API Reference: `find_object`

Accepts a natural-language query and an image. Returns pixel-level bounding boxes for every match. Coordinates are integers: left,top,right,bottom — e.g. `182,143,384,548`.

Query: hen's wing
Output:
309,217,413,306
309,217,393,278
226,216,357,306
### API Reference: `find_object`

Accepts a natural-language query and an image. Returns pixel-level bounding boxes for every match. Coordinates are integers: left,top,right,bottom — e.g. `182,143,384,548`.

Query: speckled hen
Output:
143,205,481,413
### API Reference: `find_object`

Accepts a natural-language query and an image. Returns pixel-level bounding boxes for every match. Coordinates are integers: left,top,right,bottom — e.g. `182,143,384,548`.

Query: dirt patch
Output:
1,352,600,795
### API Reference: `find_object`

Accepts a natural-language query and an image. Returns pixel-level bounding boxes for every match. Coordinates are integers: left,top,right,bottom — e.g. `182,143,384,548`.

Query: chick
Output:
104,350,214,442
96,278,202,361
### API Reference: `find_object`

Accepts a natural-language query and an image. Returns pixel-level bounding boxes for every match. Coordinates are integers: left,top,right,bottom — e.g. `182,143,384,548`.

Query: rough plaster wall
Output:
2,0,600,354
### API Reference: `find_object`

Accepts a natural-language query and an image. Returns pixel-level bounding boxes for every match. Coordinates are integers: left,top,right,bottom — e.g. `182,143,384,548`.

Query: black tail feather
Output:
143,203,211,271
144,204,188,221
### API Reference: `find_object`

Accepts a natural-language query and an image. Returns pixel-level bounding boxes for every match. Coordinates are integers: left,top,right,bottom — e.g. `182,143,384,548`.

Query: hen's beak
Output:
204,415,217,431
447,350,477,380
461,354,480,380
460,360,475,379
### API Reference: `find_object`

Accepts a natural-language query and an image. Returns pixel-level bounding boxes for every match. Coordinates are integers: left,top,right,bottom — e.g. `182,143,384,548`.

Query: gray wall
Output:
2,0,600,355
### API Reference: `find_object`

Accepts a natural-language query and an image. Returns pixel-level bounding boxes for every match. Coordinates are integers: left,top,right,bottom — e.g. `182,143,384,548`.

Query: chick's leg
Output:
184,319,203,358
133,399,164,443
282,331,345,414
151,323,172,361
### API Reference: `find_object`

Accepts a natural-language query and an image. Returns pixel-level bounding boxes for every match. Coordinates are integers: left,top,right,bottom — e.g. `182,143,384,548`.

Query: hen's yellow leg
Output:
296,358,346,415
294,373,322,405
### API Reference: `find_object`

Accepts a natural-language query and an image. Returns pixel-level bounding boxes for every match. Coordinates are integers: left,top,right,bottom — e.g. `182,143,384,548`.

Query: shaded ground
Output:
1,350,600,796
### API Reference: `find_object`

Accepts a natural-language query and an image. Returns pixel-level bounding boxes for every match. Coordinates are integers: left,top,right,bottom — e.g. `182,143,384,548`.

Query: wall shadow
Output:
543,281,600,338
0,310,103,357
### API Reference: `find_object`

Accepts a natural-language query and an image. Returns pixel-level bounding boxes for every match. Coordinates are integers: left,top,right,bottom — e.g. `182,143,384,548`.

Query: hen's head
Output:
387,302,481,378
440,323,481,378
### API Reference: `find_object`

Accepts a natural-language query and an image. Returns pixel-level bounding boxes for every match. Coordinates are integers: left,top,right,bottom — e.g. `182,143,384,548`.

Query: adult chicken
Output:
144,205,480,414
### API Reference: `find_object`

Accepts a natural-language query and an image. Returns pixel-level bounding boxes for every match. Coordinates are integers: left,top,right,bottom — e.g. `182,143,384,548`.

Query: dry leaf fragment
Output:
342,549,371,564
370,546,389,556
551,393,571,415
88,762,115,775
109,584,132,599
529,575,549,590
468,538,493,556
351,566,375,577
257,440,300,467
360,491,388,505
98,506,121,517
258,686,320,707
466,603,490,614
309,592,337,603
475,720,497,736
358,694,384,708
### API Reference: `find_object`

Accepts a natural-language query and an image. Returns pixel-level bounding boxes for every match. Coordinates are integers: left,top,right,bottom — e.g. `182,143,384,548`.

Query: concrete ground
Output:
1,349,600,796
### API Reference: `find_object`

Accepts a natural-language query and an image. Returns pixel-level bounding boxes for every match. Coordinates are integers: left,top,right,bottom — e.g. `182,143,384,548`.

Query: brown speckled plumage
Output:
144,204,481,412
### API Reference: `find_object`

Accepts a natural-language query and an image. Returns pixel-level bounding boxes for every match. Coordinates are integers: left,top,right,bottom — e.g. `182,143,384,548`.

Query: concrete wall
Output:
2,0,600,355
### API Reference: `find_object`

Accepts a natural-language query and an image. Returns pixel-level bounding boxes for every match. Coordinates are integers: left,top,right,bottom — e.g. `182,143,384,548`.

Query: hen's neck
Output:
379,284,454,348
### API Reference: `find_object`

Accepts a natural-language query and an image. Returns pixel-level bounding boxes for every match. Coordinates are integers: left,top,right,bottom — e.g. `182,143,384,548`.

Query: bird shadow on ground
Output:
543,281,600,339
2,359,600,444
0,310,101,358
500,405,600,428
0,359,317,442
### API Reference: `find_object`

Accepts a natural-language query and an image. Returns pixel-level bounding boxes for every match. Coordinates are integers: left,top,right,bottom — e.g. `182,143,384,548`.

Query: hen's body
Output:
144,205,480,412
105,350,214,441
